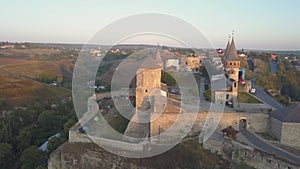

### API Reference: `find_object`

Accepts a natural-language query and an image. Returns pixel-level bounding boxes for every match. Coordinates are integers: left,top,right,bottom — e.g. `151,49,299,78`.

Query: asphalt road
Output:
240,128,300,165
270,60,278,74
251,80,284,110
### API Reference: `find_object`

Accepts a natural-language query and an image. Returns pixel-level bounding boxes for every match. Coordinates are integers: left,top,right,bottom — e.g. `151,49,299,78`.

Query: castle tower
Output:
224,37,240,82
135,49,163,108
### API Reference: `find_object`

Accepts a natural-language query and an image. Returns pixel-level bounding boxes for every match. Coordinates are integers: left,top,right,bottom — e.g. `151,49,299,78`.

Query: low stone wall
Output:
69,129,144,152
89,135,144,152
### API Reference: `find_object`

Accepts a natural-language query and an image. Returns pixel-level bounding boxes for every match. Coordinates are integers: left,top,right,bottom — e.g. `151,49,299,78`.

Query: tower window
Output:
234,63,236,66
145,90,148,93
230,62,232,66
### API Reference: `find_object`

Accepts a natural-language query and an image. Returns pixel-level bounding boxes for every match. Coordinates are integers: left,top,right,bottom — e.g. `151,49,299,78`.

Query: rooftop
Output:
211,75,231,91
270,102,300,123
139,49,163,69
225,37,240,62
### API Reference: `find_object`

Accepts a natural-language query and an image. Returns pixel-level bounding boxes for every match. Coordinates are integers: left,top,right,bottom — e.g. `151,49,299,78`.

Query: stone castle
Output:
48,37,300,169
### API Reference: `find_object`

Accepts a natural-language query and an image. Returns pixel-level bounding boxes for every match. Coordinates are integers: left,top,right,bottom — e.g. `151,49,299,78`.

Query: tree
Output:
161,71,177,86
200,66,209,78
38,110,62,133
0,121,10,143
32,103,46,112
5,111,23,138
21,146,46,169
38,73,55,83
0,101,12,112
0,143,13,169
16,128,32,151
204,89,212,102
47,137,65,153
63,119,76,134
16,109,36,127
35,166,47,169
56,76,63,84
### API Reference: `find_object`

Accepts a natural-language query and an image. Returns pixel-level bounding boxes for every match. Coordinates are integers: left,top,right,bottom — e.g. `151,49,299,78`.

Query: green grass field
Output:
237,92,261,103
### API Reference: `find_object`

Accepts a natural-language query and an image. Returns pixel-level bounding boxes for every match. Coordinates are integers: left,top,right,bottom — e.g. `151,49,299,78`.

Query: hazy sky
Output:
1,0,299,50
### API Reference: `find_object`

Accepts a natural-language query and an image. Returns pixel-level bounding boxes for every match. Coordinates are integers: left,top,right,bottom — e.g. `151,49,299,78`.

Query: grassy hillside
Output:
0,73,70,106
0,58,73,106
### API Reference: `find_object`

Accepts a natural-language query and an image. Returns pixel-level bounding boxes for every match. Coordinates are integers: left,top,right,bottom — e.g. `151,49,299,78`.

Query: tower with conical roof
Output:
223,35,231,62
135,49,163,108
224,36,240,82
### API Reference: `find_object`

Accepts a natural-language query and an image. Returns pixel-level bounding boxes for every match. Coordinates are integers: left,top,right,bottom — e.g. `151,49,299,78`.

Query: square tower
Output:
135,49,163,108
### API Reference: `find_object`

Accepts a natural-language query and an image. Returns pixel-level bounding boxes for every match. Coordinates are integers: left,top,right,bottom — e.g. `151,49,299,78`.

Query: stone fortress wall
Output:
149,110,269,137
69,109,269,150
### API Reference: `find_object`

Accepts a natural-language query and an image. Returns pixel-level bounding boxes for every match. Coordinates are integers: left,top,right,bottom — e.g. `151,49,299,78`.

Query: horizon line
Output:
1,40,300,52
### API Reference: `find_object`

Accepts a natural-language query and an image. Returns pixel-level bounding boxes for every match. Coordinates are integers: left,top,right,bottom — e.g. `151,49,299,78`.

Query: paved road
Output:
270,60,278,73
251,80,284,110
240,128,300,164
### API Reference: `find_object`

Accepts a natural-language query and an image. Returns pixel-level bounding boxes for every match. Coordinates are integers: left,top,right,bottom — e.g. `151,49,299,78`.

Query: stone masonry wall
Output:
281,122,300,148
151,111,270,137
270,117,282,141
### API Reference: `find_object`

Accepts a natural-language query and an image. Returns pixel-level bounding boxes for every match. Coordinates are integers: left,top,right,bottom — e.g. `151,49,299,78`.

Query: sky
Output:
0,0,300,50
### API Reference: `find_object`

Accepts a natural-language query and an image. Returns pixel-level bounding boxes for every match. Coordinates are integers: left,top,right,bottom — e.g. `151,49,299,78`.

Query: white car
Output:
250,88,256,94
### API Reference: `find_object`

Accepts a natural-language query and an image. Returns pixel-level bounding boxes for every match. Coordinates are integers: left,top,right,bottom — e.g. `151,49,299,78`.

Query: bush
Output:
204,89,212,102
21,146,46,169
161,71,177,86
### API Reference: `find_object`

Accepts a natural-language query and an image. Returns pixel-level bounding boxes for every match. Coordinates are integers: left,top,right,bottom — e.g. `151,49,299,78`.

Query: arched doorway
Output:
239,119,247,128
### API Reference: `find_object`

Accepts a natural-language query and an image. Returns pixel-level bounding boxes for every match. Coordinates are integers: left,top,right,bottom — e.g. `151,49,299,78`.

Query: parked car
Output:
225,101,233,108
250,88,256,94
169,89,179,94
